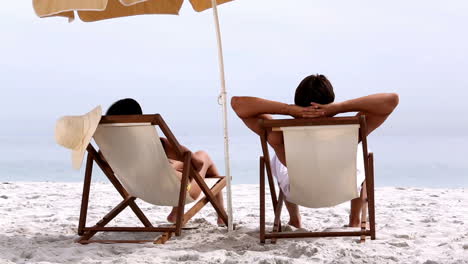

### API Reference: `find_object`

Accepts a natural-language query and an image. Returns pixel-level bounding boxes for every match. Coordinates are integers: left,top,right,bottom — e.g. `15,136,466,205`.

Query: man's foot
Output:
288,218,302,229
347,214,360,227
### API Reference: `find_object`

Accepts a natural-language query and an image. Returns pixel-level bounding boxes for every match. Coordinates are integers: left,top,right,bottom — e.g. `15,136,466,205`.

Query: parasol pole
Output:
211,0,233,232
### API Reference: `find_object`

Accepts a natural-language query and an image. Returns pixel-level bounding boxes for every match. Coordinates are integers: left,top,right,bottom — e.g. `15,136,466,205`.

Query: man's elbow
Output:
231,96,246,117
230,96,240,111
385,93,399,113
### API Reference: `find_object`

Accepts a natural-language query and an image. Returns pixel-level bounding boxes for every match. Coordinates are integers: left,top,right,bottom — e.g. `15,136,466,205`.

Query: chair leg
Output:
128,202,153,228
260,157,266,244
78,152,93,236
175,152,191,236
360,182,368,243
190,167,229,226
265,159,278,212
77,197,134,243
87,145,153,228
368,153,376,240
104,172,153,228
154,177,227,244
154,232,172,244
260,134,278,211
271,191,284,244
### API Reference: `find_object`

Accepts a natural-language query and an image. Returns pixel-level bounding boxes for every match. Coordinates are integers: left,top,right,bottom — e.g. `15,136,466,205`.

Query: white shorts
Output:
270,143,367,200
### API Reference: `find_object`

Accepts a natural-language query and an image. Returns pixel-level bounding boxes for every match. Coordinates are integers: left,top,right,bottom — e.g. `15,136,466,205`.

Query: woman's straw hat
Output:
55,106,102,169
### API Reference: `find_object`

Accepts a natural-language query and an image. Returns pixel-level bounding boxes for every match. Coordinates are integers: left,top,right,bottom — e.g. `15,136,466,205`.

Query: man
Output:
231,74,399,228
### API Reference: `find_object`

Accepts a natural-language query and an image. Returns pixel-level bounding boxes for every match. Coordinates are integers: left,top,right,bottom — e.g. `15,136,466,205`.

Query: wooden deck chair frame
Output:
76,114,229,244
258,115,376,243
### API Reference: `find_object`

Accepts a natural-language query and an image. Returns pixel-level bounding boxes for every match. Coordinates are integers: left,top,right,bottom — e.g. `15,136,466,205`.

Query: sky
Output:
0,0,467,185
1,0,468,136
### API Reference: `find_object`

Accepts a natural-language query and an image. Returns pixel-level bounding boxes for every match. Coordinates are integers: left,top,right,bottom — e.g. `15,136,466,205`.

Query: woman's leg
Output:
168,151,226,225
187,151,212,199
189,151,226,225
195,150,221,178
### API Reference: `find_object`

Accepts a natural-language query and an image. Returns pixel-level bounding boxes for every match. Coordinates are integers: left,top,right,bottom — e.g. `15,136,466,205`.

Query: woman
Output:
106,98,226,225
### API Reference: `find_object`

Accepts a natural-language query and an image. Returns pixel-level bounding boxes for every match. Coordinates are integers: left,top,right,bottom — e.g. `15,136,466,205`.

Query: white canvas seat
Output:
259,116,376,243
277,124,361,208
94,123,217,206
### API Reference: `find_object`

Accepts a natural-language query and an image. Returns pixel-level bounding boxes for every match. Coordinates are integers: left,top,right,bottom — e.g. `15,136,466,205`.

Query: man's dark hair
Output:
294,74,335,107
106,98,142,115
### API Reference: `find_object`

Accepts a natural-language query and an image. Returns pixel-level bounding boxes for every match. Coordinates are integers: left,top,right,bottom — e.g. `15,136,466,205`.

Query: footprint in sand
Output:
422,260,439,264
170,253,200,261
393,234,411,239
287,242,318,258
421,217,437,223
388,241,410,248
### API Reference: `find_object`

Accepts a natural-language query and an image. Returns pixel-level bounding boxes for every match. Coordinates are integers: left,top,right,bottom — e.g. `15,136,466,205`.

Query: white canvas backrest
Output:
278,124,361,208
93,123,195,206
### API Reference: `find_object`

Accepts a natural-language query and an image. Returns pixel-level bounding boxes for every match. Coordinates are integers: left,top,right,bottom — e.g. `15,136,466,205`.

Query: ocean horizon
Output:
1,132,467,188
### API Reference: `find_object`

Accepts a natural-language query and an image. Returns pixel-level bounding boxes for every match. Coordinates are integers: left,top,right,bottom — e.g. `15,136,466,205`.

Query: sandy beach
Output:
0,182,466,264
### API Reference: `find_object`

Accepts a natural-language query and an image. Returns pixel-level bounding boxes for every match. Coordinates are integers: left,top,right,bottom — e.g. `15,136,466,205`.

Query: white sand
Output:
0,182,466,264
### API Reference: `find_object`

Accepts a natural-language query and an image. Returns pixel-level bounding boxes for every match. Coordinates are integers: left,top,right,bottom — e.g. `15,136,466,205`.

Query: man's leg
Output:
349,198,362,227
349,183,367,227
347,109,393,227
284,200,301,228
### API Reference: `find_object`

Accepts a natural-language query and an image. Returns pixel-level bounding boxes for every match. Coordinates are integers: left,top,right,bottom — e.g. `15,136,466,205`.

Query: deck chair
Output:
258,116,376,243
76,114,228,244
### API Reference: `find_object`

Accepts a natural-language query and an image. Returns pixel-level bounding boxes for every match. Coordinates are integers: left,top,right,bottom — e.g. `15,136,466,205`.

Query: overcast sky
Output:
1,0,468,139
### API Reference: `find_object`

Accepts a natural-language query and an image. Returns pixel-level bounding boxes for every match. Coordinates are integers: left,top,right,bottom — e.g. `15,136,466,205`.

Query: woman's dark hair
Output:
106,98,142,115
106,98,168,151
294,74,335,107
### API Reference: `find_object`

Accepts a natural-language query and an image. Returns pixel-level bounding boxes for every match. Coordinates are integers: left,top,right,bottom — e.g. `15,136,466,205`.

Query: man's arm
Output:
231,93,399,162
310,93,399,135
231,96,315,165
231,97,281,139
230,97,291,120
231,96,323,135
231,96,324,120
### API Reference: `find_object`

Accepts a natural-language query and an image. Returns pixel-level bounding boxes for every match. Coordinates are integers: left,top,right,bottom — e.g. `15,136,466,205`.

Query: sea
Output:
1,129,467,188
